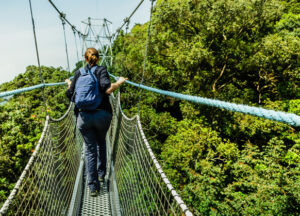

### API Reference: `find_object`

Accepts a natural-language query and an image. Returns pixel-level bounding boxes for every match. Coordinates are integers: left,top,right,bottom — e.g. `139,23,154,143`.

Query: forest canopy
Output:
111,0,300,215
0,66,70,206
0,0,299,215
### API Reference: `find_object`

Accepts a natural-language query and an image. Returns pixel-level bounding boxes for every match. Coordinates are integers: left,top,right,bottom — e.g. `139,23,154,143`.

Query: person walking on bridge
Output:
65,47,127,196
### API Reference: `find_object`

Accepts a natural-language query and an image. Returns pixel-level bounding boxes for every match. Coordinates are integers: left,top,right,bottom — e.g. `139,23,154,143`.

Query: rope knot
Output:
72,25,76,33
60,13,66,24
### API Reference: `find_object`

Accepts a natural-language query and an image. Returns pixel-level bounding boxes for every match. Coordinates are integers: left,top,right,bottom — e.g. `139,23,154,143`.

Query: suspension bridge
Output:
0,0,300,215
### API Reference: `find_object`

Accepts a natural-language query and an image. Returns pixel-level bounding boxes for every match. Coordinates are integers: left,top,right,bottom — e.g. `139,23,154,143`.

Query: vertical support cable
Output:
72,27,80,63
81,34,86,67
137,0,155,113
28,0,47,117
120,21,130,75
104,19,113,66
60,13,71,75
78,33,84,65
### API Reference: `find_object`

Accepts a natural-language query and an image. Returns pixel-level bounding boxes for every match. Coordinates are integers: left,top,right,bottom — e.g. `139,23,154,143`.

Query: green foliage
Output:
1,0,299,214
0,66,69,206
111,0,300,215
276,12,300,37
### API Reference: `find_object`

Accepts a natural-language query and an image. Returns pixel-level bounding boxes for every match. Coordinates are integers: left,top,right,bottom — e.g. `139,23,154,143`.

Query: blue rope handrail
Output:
0,77,74,98
0,82,65,98
1,74,299,127
109,73,300,127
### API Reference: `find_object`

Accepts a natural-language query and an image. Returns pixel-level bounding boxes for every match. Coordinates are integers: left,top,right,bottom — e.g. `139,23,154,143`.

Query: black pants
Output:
77,109,112,192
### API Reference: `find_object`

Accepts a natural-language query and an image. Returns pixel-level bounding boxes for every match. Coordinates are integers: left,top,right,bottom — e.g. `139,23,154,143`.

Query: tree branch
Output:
212,62,227,95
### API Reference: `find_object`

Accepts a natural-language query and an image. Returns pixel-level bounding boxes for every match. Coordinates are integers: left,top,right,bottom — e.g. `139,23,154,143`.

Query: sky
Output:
0,0,152,84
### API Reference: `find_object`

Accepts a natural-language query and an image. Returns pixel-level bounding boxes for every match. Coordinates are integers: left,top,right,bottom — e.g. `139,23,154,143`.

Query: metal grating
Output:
79,174,111,216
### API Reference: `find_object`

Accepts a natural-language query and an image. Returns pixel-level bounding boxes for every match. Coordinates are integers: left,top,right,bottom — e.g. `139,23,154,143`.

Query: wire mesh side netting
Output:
0,104,84,216
108,92,192,216
1,92,192,216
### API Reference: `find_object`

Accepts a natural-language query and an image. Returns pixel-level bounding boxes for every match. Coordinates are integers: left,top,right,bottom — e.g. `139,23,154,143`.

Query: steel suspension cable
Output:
60,14,71,75
119,21,130,75
48,0,84,36
137,0,155,113
28,0,47,117
72,27,80,62
114,0,145,37
81,35,87,67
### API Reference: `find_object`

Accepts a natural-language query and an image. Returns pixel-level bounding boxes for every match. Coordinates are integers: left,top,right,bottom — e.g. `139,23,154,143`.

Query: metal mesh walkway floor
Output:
79,175,111,216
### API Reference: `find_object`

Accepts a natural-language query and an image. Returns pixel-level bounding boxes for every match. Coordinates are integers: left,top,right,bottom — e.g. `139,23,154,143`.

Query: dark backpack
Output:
74,66,103,110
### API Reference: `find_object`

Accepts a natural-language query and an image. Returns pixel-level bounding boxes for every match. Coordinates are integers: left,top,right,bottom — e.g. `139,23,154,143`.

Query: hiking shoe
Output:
90,190,99,197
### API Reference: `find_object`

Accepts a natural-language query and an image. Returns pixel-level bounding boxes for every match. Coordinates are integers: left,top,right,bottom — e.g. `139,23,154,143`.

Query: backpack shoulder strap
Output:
90,65,97,74
87,66,98,83
79,67,86,76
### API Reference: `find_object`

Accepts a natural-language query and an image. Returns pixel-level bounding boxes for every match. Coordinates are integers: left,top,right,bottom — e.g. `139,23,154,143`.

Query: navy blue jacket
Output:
66,65,112,114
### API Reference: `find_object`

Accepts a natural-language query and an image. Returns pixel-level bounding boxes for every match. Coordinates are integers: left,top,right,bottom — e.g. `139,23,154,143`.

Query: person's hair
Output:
84,48,99,66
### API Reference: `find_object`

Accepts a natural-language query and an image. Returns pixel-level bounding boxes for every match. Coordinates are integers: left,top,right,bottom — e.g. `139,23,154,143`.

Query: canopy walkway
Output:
1,0,300,215
0,92,192,216
1,75,299,216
